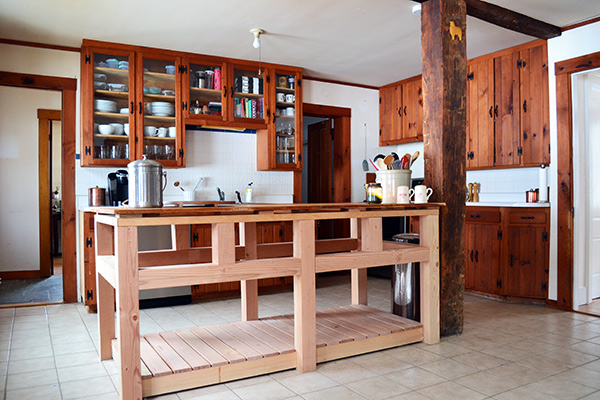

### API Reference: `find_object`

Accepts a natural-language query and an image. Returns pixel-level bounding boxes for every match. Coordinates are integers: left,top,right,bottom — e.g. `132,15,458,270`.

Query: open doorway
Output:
572,67,600,316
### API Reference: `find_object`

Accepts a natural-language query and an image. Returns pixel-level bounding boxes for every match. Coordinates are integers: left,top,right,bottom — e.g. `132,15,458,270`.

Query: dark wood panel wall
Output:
422,0,467,336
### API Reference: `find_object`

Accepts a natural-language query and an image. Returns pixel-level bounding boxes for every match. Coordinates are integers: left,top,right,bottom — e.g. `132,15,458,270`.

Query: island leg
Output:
115,225,142,400
293,219,316,372
240,222,258,321
95,220,115,361
420,213,440,344
352,217,382,305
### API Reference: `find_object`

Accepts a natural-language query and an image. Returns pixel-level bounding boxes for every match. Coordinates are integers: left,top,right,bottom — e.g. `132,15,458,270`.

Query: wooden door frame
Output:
298,103,351,204
38,109,62,278
555,51,600,310
0,71,78,303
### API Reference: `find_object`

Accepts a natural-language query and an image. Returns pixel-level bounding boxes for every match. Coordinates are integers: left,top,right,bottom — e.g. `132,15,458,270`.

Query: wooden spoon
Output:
376,158,387,171
383,155,395,170
410,151,419,167
174,181,185,191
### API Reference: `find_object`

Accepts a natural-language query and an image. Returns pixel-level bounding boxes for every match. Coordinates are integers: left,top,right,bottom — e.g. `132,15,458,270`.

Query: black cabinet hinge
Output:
85,237,93,248
467,72,474,80
135,136,138,143
542,282,547,291
86,289,94,300
518,147,523,156
297,78,301,87
542,231,548,242
510,254,514,267
182,101,187,111
85,146,91,156
266,75,270,83
192,232,199,242
497,279,502,288
517,59,527,68
298,153,302,162
379,129,382,136
549,144,551,154
497,230,503,240
179,149,184,158
178,65,188,74
85,54,91,64
379,97,382,104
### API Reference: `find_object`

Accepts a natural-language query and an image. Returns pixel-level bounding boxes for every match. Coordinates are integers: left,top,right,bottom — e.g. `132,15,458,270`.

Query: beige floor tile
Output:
175,390,241,400
542,348,599,368
316,359,377,384
580,392,600,400
58,362,108,383
481,343,537,362
7,356,55,374
5,383,62,400
0,360,7,375
526,376,597,400
385,367,447,390
535,332,582,346
225,374,273,389
351,353,412,375
53,338,96,355
385,392,431,400
231,379,296,400
9,334,52,349
72,392,120,400
516,354,572,374
486,362,551,386
10,327,50,340
582,359,600,372
54,350,100,368
419,358,479,380
451,351,507,371
61,375,116,399
301,385,367,400
176,383,236,399
508,338,561,354
8,344,53,361
6,368,58,391
570,341,600,357
492,385,561,400
417,381,486,400
275,370,337,395
554,366,600,390
345,375,411,400
455,370,522,396
419,341,472,358
555,326,600,341
387,346,445,366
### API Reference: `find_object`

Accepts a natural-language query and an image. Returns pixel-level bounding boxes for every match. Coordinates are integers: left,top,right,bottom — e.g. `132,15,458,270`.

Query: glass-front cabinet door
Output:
136,52,183,167
81,47,136,166
230,63,267,124
184,57,227,123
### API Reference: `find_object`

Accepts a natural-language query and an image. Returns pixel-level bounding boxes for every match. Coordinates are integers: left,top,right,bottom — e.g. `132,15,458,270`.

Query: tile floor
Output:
1,275,600,400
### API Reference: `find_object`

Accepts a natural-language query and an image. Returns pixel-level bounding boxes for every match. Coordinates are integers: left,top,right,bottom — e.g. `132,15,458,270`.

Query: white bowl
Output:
109,123,124,135
120,108,129,114
124,123,129,135
108,83,128,92
98,124,115,135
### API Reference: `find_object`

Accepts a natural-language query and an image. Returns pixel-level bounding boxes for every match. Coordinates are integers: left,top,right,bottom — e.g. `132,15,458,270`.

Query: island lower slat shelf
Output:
92,203,441,400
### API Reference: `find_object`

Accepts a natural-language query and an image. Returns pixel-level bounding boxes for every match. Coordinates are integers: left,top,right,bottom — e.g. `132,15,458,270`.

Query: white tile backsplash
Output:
466,167,543,203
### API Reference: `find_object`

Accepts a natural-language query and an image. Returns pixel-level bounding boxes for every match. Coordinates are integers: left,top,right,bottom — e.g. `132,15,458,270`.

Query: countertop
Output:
466,202,550,208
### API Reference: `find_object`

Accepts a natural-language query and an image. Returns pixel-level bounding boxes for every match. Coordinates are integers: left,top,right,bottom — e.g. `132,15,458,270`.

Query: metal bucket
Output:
127,156,167,208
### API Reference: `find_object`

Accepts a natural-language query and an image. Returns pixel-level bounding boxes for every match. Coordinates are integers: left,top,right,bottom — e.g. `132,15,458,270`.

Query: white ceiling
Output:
1,0,599,87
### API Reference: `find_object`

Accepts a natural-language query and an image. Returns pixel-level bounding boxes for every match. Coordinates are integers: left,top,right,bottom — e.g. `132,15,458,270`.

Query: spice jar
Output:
365,183,382,204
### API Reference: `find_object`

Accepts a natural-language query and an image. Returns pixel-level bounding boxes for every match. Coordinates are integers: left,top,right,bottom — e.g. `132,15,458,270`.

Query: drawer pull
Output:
470,215,481,218
520,216,535,220
474,250,479,263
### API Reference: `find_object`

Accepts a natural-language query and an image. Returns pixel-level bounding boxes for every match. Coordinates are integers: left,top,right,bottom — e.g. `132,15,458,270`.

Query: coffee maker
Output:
107,170,128,206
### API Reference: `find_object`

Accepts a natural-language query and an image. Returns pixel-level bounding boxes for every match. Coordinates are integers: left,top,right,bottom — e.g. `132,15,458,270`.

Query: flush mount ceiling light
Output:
412,4,422,16
250,28,264,49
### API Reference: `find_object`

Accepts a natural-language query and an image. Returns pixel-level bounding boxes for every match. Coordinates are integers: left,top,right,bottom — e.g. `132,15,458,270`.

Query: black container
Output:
391,233,420,321
107,169,128,206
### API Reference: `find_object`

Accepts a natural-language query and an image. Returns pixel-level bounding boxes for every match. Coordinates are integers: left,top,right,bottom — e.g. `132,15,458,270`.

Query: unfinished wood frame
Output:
0,71,77,302
92,204,440,398
554,51,600,311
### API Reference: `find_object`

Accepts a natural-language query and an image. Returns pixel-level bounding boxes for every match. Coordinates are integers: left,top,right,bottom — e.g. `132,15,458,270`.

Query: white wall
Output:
547,21,600,302
0,86,61,271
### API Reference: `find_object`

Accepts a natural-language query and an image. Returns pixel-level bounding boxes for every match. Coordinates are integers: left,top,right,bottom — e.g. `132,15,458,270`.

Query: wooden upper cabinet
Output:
466,58,495,169
183,55,229,125
494,51,521,167
519,43,550,166
379,76,422,146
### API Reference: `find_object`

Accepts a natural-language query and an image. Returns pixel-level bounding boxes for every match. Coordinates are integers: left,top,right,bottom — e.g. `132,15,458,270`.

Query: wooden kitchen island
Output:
91,203,441,399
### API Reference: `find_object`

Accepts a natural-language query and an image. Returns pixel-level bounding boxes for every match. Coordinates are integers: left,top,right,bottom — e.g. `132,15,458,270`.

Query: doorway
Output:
0,71,77,305
572,68,600,315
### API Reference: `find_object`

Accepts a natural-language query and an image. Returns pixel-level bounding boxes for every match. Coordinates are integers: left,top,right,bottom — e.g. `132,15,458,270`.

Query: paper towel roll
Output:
539,165,548,202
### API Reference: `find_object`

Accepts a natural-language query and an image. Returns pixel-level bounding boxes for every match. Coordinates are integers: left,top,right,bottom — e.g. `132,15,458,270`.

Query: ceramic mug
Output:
285,94,295,103
396,185,414,204
276,93,285,102
168,126,176,138
144,126,157,137
157,127,168,137
414,185,433,203
124,123,129,135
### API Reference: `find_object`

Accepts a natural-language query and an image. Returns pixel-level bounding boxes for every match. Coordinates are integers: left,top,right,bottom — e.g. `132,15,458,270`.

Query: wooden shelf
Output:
276,101,295,107
94,66,129,79
144,71,176,85
190,87,221,96
275,86,295,94
142,136,176,142
234,92,263,99
144,94,175,101
94,112,129,121
95,90,129,99
275,115,295,119
145,115,176,123
94,134,129,141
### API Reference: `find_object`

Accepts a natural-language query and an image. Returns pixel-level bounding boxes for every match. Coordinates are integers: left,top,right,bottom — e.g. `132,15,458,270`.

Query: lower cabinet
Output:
465,206,549,300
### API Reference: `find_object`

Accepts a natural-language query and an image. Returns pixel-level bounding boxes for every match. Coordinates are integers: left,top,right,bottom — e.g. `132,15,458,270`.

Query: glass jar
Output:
365,183,383,204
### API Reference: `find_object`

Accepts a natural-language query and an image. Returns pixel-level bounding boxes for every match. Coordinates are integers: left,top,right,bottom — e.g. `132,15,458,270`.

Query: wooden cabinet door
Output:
402,78,423,141
494,51,520,167
465,222,501,293
504,225,548,298
379,85,398,146
519,43,550,166
467,58,495,169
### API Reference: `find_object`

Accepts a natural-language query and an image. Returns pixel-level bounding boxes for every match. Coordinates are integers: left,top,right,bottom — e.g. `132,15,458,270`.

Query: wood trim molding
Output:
554,50,600,311
467,39,547,65
0,38,80,53
303,103,351,118
302,76,378,91
562,16,600,32
0,71,77,303
0,270,43,279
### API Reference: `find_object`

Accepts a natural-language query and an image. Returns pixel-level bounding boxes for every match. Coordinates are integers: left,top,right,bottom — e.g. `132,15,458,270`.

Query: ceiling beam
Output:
412,0,561,39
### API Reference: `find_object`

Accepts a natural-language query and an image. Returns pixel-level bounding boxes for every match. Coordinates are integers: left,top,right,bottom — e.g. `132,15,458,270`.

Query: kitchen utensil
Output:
217,187,225,201
174,181,185,191
193,177,204,192
362,123,369,171
162,90,175,96
127,156,167,208
88,186,106,206
473,183,480,202
410,151,419,167
369,158,379,171
120,107,129,114
383,155,394,170
391,160,402,170
376,158,387,172
106,59,119,69
183,191,195,201
235,191,243,204
399,155,409,169
373,154,385,162
391,152,399,161
157,127,168,137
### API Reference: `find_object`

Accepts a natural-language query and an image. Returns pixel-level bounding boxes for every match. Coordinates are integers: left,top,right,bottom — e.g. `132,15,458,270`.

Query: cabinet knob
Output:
523,100,527,113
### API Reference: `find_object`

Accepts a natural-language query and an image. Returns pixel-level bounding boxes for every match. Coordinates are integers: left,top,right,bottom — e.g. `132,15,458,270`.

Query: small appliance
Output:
107,170,128,206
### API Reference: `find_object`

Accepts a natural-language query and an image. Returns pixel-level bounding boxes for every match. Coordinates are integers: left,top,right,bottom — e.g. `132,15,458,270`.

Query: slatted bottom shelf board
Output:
134,305,423,397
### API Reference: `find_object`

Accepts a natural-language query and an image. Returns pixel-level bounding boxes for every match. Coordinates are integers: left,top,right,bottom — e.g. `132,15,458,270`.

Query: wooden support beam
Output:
412,0,561,39
422,0,466,336
240,222,259,321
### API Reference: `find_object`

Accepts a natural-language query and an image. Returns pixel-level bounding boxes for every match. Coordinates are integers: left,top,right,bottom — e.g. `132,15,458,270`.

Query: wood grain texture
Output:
240,222,259,321
422,0,466,337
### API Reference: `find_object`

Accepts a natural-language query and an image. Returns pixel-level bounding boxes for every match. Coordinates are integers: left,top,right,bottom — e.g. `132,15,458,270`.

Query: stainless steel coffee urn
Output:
127,156,167,208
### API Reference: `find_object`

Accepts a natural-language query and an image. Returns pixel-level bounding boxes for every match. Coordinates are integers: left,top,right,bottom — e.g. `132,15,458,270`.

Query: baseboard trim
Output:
0,270,43,279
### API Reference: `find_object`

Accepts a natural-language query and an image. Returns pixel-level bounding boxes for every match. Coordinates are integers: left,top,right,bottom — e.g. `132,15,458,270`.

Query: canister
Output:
88,186,106,206
127,156,167,208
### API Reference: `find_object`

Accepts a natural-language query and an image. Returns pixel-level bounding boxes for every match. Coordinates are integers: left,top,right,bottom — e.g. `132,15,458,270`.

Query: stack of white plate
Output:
149,102,174,117
94,99,117,113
